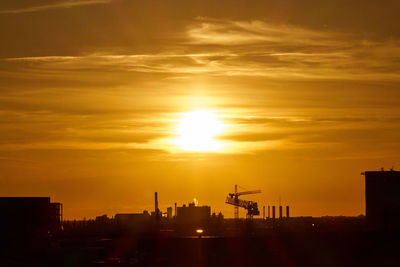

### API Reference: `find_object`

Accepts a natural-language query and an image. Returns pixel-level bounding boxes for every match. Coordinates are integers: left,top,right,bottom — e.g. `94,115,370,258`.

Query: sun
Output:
174,110,225,152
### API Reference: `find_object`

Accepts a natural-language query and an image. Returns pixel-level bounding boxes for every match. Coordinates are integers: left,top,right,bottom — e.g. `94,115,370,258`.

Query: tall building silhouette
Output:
0,197,62,240
364,170,400,230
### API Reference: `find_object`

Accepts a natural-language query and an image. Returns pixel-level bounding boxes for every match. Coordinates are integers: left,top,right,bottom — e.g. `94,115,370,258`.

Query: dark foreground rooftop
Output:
1,229,400,267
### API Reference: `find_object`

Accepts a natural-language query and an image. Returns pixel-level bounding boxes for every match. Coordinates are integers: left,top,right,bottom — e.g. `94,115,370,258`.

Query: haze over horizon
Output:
1,0,400,219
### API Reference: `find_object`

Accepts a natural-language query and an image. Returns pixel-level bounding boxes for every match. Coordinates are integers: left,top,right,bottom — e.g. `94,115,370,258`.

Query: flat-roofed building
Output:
176,202,211,226
114,211,151,231
0,197,62,239
364,170,400,230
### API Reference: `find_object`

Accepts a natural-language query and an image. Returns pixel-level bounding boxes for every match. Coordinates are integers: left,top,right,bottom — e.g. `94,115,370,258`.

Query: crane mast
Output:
226,184,261,219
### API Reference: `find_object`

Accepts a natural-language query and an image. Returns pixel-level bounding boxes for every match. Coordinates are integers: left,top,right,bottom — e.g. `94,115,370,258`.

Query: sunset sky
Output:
1,0,400,219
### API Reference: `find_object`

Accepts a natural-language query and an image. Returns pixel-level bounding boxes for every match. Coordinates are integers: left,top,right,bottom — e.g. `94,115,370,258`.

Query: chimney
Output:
174,202,177,218
272,206,276,219
279,206,283,219
263,206,265,219
155,192,159,215
268,206,270,218
286,206,290,218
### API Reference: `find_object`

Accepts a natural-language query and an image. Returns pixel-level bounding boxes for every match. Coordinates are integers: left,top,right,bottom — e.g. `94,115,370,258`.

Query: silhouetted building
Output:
174,202,177,218
115,211,151,231
115,211,150,225
0,197,62,240
154,192,160,218
95,214,110,223
50,202,63,226
364,170,400,230
167,207,173,219
176,202,211,225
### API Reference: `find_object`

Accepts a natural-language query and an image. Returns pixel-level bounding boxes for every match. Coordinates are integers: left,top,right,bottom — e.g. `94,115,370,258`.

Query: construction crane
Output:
226,184,261,219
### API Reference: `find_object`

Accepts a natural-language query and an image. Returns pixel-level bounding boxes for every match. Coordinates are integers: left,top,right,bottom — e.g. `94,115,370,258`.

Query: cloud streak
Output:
1,18,400,155
2,18,400,81
0,0,113,14
187,18,341,46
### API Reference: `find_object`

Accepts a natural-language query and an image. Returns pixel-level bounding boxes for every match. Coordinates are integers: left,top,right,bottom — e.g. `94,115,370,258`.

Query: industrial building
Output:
364,170,400,230
176,202,211,225
0,197,62,239
115,211,150,224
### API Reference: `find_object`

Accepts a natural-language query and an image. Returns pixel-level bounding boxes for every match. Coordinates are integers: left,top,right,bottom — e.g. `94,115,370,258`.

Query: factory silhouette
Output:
1,169,400,266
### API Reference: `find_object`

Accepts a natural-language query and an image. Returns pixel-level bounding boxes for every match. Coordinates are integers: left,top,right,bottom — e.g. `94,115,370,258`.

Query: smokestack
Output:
174,202,177,218
286,206,290,218
268,206,270,218
263,206,265,219
272,206,276,219
155,192,159,214
279,206,283,219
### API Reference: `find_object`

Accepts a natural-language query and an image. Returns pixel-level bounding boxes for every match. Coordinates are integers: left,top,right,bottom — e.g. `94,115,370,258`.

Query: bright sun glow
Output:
175,110,225,152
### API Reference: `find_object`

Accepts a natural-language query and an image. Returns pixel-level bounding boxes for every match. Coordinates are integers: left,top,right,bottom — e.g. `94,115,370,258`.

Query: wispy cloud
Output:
186,18,400,80
4,46,400,81
0,15,398,83
2,18,400,81
1,18,400,155
187,18,342,47
0,0,113,14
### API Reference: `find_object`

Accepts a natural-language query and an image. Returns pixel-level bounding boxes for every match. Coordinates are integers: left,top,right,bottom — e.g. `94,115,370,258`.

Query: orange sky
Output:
1,0,400,219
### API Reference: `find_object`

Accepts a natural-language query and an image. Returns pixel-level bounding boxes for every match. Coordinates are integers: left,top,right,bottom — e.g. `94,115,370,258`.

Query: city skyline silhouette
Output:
1,1,400,266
